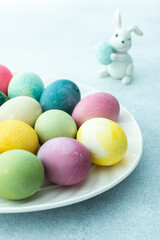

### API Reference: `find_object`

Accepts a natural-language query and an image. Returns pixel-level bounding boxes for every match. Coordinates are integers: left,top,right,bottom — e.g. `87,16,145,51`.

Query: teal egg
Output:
8,72,44,101
94,41,113,65
0,91,8,106
39,79,81,114
0,150,45,200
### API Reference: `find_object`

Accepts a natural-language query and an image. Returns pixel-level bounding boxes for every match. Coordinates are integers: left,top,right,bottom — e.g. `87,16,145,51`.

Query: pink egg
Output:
37,137,91,185
0,64,13,95
72,92,120,128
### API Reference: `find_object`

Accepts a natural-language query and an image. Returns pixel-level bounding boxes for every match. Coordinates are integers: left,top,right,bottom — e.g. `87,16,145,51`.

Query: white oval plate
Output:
0,83,143,213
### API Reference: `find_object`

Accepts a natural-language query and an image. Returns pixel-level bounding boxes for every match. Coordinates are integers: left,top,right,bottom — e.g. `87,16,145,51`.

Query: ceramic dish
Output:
0,82,143,213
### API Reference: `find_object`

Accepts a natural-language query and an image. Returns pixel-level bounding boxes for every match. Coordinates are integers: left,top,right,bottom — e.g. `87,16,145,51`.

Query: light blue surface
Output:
0,0,160,239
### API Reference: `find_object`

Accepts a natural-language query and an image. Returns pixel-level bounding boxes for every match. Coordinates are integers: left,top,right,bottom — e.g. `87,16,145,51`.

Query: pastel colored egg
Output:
77,118,127,166
34,110,77,144
72,92,120,128
0,150,44,200
0,96,42,127
38,137,91,185
8,72,44,101
0,91,8,106
0,64,13,95
39,79,81,114
0,120,39,154
94,41,113,65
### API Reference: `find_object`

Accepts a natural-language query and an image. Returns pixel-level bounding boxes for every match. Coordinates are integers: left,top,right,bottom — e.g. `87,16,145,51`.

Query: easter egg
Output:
39,79,81,114
0,91,8,106
34,110,77,144
8,72,44,101
0,150,44,200
0,64,13,95
77,118,127,166
0,96,42,127
94,41,113,65
38,137,91,185
0,120,39,154
72,92,120,128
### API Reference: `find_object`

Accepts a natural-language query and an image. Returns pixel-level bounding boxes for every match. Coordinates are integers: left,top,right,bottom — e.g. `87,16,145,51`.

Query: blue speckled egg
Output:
8,72,44,101
39,79,81,114
0,91,8,106
94,41,113,65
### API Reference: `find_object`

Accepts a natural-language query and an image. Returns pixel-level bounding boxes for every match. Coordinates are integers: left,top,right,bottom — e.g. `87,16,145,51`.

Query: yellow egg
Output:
77,118,127,166
0,120,39,154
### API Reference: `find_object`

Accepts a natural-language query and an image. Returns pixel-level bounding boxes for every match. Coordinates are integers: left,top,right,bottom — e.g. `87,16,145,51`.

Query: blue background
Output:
0,0,159,239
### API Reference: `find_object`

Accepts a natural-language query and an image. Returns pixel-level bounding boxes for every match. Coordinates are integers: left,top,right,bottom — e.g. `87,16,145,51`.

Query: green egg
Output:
34,109,77,144
0,150,45,200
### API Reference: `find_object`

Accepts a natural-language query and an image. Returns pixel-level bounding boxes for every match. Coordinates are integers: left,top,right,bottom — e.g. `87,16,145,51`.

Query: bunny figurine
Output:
99,10,143,85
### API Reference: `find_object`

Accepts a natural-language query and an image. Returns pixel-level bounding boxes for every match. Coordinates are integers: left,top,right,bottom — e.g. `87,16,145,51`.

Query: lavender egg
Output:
37,137,91,186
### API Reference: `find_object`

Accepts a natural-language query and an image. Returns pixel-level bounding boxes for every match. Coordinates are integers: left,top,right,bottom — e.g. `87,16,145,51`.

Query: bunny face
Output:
109,29,132,53
110,10,143,53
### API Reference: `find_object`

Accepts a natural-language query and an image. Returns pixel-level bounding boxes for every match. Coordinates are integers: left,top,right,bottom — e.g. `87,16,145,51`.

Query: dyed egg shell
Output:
38,137,91,185
39,79,81,114
72,92,120,128
0,150,44,200
94,41,113,65
0,91,8,106
8,72,44,101
77,118,127,166
0,120,39,154
0,64,13,95
35,110,77,144
0,96,42,127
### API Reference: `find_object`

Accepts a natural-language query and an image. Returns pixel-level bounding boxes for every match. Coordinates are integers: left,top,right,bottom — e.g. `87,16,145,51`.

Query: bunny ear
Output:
128,25,143,36
113,9,121,29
